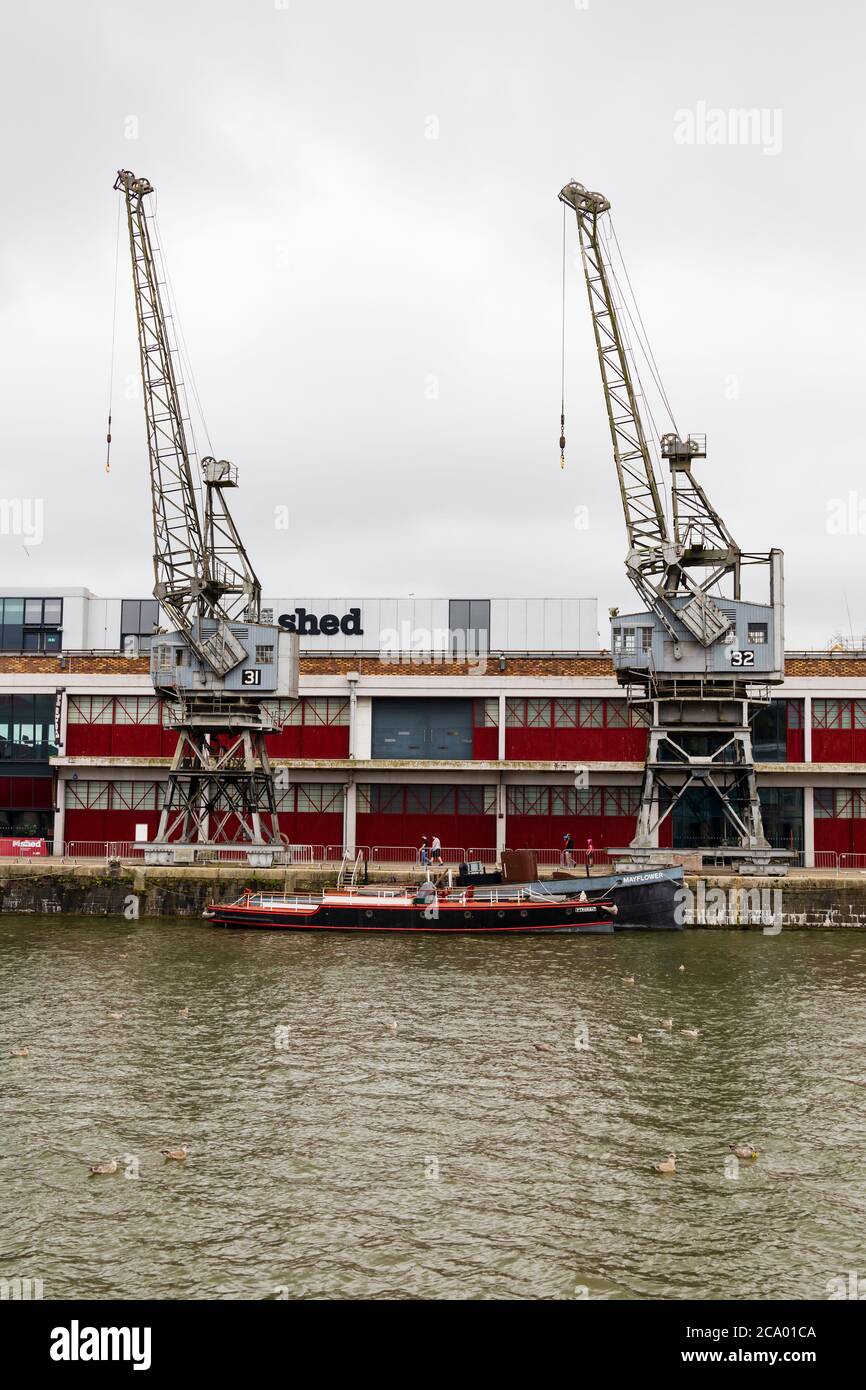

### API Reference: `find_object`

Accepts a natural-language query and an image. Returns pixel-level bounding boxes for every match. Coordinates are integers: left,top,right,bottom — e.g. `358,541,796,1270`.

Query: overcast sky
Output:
1,0,864,647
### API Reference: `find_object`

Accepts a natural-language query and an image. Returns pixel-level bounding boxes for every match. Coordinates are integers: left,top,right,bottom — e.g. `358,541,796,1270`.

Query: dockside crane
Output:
559,181,787,872
114,170,298,866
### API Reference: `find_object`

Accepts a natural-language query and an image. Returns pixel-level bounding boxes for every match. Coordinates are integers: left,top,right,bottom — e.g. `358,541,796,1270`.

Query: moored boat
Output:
534,865,684,930
205,884,616,934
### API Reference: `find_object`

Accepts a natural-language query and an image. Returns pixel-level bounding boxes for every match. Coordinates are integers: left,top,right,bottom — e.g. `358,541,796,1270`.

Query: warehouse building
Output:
1,588,865,863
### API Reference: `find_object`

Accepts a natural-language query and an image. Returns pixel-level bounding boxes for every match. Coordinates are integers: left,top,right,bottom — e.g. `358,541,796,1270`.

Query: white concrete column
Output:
803,695,812,762
496,773,507,860
497,693,506,760
53,771,66,854
803,784,814,869
353,697,373,760
344,780,357,855
347,673,359,758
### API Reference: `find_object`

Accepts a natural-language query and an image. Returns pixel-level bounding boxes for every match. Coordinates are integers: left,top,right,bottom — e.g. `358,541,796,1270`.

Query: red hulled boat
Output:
204,884,616,934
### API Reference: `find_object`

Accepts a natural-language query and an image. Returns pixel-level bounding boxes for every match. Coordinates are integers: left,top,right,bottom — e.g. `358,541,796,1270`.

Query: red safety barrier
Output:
0,837,48,857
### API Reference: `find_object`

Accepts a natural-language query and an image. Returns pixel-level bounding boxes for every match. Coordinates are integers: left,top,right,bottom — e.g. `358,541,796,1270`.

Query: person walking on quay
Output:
561,831,574,868
419,835,429,866
430,834,442,864
585,836,594,877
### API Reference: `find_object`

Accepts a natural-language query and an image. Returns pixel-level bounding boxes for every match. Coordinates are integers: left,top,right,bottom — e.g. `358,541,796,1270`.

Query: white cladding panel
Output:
264,597,598,651
0,589,598,653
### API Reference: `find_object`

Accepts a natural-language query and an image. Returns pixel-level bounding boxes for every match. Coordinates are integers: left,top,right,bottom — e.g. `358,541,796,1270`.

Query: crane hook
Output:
559,412,566,469
105,412,112,474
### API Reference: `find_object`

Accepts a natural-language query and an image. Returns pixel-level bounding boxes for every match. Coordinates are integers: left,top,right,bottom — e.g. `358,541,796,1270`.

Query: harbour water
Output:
1,916,864,1300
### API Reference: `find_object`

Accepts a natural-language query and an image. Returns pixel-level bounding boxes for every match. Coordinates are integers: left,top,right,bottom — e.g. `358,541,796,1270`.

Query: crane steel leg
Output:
630,698,772,866
155,725,280,852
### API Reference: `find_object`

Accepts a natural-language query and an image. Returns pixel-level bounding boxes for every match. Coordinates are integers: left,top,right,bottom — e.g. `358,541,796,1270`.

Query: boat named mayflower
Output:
205,884,616,934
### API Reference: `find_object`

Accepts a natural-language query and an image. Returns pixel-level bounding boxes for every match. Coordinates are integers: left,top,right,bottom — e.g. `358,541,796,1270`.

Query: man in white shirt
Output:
430,834,442,864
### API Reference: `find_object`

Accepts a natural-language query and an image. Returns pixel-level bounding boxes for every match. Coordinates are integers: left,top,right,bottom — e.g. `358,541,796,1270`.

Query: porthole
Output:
464,911,472,920
365,910,374,919
565,908,573,916
520,909,527,918
497,911,505,919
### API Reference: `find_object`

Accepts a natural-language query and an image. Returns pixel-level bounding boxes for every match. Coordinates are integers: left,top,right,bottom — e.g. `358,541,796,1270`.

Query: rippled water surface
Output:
1,916,865,1300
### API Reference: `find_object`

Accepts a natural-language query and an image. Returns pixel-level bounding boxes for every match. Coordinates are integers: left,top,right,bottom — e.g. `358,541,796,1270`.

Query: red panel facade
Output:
811,699,866,762
814,790,866,856
504,698,647,762
505,814,636,851
356,782,497,852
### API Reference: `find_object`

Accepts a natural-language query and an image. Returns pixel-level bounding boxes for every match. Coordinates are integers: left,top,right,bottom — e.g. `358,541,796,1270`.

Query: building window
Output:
473,699,499,728
303,698,350,726
295,783,343,815
814,789,833,819
66,780,110,810
114,696,161,726
578,699,605,729
752,699,789,762
641,627,653,652
67,696,114,724
748,623,768,645
813,699,851,730
456,786,496,815
552,699,578,729
604,788,640,816
758,787,804,851
605,700,630,729
265,698,303,727
830,790,866,819
120,599,160,654
0,597,62,652
110,781,162,811
255,644,274,665
0,694,59,760
506,786,550,816
449,599,490,656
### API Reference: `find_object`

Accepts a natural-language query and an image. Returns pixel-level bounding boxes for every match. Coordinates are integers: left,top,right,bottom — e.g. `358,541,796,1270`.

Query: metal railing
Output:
529,846,613,868
1,839,859,874
368,844,466,866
